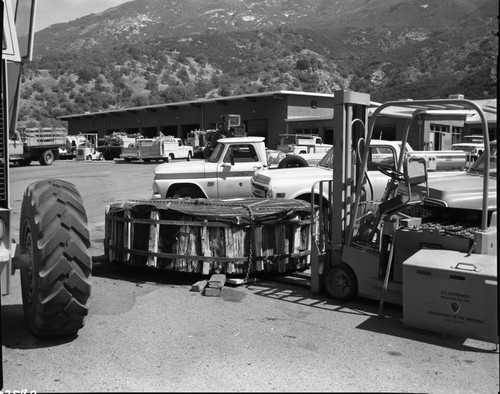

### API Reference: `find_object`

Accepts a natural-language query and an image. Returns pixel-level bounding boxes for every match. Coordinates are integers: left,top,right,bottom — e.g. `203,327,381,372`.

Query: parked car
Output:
451,135,484,162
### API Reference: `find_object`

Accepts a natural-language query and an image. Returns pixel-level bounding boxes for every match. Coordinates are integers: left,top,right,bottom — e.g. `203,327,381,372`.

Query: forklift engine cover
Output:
402,249,498,344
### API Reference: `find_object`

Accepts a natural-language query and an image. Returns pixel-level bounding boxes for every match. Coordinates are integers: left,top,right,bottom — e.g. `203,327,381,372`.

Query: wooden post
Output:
104,206,111,261
275,224,288,272
147,211,159,267
225,227,245,273
109,213,117,263
175,220,198,272
292,222,302,269
262,225,274,271
123,209,132,263
201,222,211,274
254,226,264,271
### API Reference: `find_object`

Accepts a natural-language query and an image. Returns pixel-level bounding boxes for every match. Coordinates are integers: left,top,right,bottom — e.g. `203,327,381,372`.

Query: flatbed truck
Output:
9,126,67,165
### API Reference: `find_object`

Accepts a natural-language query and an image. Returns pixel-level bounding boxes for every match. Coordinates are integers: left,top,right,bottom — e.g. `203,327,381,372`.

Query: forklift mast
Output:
310,91,371,291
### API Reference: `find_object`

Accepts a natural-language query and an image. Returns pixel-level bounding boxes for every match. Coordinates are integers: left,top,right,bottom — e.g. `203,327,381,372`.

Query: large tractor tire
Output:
20,179,92,337
277,155,309,168
39,149,55,166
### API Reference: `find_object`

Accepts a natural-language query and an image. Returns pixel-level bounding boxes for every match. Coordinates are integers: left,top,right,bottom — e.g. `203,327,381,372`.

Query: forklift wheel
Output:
19,180,92,337
325,263,358,301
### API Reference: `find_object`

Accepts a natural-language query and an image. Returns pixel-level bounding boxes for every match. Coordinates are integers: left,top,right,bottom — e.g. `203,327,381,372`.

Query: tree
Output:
219,84,232,97
176,68,190,84
32,81,44,93
130,94,150,107
21,86,33,99
59,76,76,92
296,58,310,71
194,79,214,97
77,66,99,82
194,54,208,67
145,75,159,93
160,85,196,103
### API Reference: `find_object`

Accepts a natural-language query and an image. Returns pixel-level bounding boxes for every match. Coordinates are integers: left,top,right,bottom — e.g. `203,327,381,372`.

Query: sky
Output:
34,0,132,31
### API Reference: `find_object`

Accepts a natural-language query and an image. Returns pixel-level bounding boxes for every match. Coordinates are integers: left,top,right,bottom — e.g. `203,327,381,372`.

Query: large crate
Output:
403,249,498,343
105,198,315,276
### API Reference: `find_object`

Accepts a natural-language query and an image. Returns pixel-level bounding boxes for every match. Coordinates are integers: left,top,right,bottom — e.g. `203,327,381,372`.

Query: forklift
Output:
309,91,497,343
76,133,103,161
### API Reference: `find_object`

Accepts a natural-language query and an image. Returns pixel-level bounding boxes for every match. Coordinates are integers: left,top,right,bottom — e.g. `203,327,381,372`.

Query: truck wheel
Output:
325,263,357,301
39,150,55,166
187,151,192,161
19,180,92,337
278,155,309,168
171,186,204,199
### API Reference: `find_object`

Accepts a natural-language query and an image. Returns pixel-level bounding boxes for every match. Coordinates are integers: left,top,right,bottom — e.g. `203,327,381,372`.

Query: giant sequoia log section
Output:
104,198,316,275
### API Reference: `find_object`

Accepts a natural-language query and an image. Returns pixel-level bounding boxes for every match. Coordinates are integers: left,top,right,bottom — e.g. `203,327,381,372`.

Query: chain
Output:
244,205,255,284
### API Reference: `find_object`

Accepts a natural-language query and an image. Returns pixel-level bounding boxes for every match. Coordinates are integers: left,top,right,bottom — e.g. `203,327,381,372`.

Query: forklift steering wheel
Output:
377,165,404,182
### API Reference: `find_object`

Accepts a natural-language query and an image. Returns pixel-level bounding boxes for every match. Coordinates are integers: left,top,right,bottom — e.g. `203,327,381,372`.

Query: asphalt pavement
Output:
1,159,498,392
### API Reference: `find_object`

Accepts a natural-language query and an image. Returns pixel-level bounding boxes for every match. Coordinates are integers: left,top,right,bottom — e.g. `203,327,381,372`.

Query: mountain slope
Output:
21,0,498,127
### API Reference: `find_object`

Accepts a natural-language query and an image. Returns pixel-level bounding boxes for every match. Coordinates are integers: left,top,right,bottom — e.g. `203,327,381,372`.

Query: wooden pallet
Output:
104,198,315,276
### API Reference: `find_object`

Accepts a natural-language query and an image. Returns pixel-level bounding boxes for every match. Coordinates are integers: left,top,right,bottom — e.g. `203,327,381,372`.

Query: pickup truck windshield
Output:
208,143,224,163
318,148,334,169
317,145,400,171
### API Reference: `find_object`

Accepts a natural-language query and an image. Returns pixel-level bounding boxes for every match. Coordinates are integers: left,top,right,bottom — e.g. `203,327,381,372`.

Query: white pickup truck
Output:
451,134,485,162
121,135,193,162
277,134,333,154
252,140,468,204
152,136,288,199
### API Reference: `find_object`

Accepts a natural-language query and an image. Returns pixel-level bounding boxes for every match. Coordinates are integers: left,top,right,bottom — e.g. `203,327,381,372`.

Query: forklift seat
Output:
378,156,428,215
354,157,428,244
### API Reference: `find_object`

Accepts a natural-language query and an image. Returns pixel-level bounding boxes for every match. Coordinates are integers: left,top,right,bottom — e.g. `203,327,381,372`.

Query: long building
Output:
59,90,497,151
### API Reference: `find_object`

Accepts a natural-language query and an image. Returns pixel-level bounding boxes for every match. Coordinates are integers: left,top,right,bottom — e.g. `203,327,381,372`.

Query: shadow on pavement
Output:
248,278,499,354
357,315,499,353
91,257,207,286
91,257,499,354
1,304,78,350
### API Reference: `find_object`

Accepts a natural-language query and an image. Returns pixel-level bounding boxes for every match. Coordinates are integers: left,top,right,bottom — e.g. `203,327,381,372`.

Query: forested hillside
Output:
20,0,498,127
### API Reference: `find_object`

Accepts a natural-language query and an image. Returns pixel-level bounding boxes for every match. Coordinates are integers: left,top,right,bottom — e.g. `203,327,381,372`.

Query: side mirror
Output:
229,153,235,166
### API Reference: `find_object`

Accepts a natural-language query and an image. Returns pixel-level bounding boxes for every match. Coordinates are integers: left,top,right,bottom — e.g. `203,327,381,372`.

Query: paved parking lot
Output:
2,159,498,392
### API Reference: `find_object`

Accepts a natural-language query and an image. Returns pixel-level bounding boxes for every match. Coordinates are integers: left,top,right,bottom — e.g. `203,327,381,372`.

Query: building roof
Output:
59,90,496,127
58,90,338,120
368,98,497,125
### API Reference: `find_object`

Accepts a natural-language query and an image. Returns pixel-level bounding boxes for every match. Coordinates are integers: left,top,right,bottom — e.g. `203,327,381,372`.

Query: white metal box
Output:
403,249,498,343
